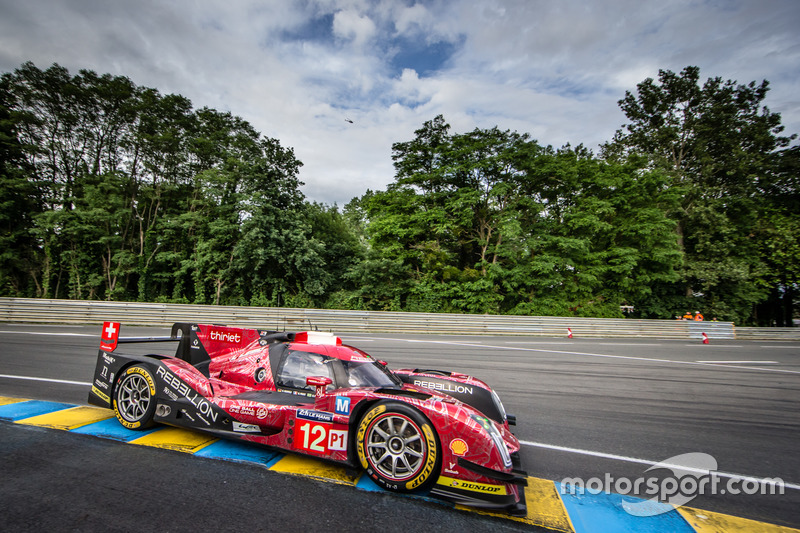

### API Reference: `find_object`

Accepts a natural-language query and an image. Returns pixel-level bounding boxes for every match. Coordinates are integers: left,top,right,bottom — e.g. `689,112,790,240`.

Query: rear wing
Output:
98,321,340,368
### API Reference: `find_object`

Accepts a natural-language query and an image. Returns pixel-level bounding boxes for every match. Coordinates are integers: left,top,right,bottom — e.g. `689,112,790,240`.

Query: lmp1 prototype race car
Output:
88,322,528,514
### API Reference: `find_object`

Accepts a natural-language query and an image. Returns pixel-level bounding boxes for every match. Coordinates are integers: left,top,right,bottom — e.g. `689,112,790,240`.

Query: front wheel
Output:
356,402,440,492
113,365,157,430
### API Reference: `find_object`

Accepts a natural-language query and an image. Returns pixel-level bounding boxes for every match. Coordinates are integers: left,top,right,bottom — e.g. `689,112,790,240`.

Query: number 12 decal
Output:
296,421,348,454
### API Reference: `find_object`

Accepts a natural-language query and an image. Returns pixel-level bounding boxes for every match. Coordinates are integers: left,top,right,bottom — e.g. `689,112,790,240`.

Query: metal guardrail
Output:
732,327,800,340
1,298,796,339
7,297,792,339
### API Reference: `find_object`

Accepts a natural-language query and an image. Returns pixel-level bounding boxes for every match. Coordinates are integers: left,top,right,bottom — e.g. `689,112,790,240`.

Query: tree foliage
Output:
341,117,682,316
0,62,358,306
603,66,797,324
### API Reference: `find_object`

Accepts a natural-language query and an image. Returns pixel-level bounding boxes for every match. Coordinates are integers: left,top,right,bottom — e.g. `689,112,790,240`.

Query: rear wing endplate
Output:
99,322,192,353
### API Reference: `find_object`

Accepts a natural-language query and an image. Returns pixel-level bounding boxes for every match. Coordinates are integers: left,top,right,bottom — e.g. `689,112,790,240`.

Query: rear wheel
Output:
113,365,157,430
356,402,440,492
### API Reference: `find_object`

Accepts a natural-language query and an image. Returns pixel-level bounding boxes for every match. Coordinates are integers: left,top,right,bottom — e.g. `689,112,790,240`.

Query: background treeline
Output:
1,63,797,325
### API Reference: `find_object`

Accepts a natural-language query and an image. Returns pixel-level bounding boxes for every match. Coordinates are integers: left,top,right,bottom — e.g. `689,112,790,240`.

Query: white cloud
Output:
0,0,798,206
333,9,377,46
392,3,430,36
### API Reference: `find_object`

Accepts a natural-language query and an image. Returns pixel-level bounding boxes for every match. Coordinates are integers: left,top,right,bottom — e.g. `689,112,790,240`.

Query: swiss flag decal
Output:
100,321,120,352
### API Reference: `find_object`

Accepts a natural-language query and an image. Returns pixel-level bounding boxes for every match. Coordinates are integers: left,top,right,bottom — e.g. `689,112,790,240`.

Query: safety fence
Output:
0,297,796,340
731,327,800,340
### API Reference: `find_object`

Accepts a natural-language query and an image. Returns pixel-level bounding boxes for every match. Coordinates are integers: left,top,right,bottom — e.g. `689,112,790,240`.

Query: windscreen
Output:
341,360,402,388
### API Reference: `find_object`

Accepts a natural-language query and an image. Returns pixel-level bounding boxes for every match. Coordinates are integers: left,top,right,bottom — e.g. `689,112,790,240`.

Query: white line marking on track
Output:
503,342,666,346
0,374,91,386
758,346,800,349
696,361,778,364
520,440,800,491
503,342,579,345
582,343,664,347
0,330,95,337
0,324,86,328
685,345,743,348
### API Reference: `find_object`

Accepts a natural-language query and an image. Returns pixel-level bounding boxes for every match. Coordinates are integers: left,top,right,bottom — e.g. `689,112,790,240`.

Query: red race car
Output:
88,322,528,514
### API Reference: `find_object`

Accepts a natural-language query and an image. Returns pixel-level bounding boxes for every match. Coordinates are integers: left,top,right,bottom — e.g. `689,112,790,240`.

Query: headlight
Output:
471,414,512,469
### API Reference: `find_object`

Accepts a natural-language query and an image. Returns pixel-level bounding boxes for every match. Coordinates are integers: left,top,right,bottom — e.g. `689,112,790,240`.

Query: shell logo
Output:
449,438,468,456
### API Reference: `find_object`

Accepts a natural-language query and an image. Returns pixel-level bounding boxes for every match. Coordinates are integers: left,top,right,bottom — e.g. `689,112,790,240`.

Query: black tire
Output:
113,365,158,430
356,401,441,493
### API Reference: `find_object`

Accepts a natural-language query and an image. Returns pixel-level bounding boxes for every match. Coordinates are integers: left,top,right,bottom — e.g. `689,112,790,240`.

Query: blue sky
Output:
1,0,798,205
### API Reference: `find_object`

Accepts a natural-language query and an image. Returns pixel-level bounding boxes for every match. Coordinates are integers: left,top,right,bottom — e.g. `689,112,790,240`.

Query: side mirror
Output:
377,360,388,367
306,376,333,398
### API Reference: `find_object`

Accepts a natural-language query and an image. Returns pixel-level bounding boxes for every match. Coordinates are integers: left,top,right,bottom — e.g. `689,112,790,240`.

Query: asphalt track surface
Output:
1,323,798,531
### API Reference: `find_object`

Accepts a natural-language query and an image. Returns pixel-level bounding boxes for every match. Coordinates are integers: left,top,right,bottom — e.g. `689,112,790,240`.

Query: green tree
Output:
361,117,682,316
1,62,310,306
505,147,681,317
0,77,41,295
2,63,145,298
754,145,800,325
604,66,796,323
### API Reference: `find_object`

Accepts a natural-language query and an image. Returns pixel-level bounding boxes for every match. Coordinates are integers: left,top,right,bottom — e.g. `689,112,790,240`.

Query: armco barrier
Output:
733,326,800,340
5,297,788,339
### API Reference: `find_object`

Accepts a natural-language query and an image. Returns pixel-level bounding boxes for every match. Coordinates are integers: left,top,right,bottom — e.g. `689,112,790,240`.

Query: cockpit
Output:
275,348,401,393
